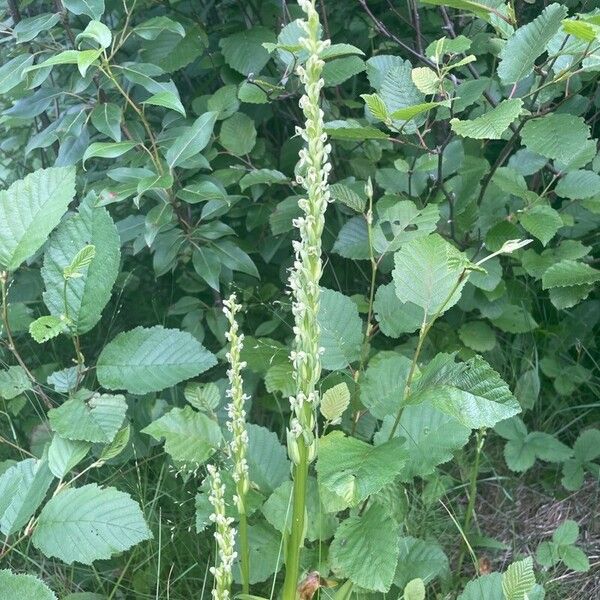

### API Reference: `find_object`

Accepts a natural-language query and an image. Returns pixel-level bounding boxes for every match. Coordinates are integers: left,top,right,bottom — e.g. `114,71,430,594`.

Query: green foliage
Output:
0,569,57,600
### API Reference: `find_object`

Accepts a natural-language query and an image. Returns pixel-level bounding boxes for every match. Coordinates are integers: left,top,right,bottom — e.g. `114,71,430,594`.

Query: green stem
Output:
237,499,250,595
283,440,309,600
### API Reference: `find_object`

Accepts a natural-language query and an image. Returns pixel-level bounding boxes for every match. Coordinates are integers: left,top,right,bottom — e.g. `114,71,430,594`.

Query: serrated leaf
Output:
560,545,590,572
393,234,467,319
332,216,369,259
49,394,127,443
317,431,407,510
321,382,350,423
419,0,502,23
374,283,423,337
219,27,276,76
553,520,579,546
246,423,289,494
394,536,449,588
220,112,257,155
555,170,600,199
0,366,31,400
0,458,54,536
411,67,439,94
502,558,536,600
42,203,120,334
99,425,131,462
459,321,496,352
457,573,504,600
542,260,600,289
32,483,152,564
165,112,217,168
184,381,221,412
48,436,90,478
63,244,96,280
329,504,400,592
404,578,426,600
519,205,562,246
135,16,185,40
97,326,216,394
0,167,76,271
29,315,68,343
0,570,57,600
317,288,363,370
323,56,365,86
325,120,388,140
451,99,522,140
142,406,222,466
498,4,567,84
361,93,389,121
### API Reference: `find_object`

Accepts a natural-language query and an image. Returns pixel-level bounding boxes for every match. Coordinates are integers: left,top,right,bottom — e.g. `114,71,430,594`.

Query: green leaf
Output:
325,120,388,140
192,246,221,290
135,16,185,40
419,0,503,23
317,431,407,510
0,167,76,271
142,406,222,466
49,394,127,444
361,93,389,121
502,557,536,600
97,326,216,394
62,244,96,280
332,216,369,259
321,382,350,423
374,283,423,337
63,0,104,20
555,170,600,199
220,113,257,155
491,305,538,333
246,424,289,494
403,578,426,600
329,504,400,592
166,112,218,168
83,141,137,166
542,260,600,289
379,61,425,132
410,354,521,429
519,205,562,246
219,27,276,76
361,353,412,419
0,570,57,600
411,68,440,94
458,321,496,352
521,114,592,165
184,381,221,412
142,91,186,116
239,168,288,191
0,366,31,400
90,103,122,142
458,573,504,600
14,13,61,42
0,467,23,518
323,56,365,86
32,483,152,565
76,20,111,48
29,315,68,343
498,4,567,84
559,545,590,572
0,458,54,536
392,234,467,320
394,537,449,588
318,288,363,370
0,54,35,93
42,203,120,334
99,425,131,462
330,183,367,212
48,436,90,479
553,520,579,546
212,239,259,278
451,99,523,140
390,101,444,121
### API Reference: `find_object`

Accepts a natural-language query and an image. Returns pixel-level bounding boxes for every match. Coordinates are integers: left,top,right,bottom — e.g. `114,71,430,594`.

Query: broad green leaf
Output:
246,423,289,494
0,366,31,400
90,103,122,142
419,0,503,24
0,570,57,600
379,61,425,132
48,436,90,479
97,326,217,394
0,457,54,536
553,520,579,546
502,558,535,600
239,168,288,191
317,431,407,510
391,101,444,121
32,484,152,564
519,205,562,246
83,141,137,167
555,170,600,199
233,522,282,584
329,504,400,592
192,246,221,290
99,425,131,462
325,120,388,140
491,305,538,333
265,362,294,397
330,183,366,212
220,113,257,155
332,216,369,259
63,0,104,20
135,16,185,40
184,382,220,412
378,403,471,481
76,20,111,48
42,202,121,334
361,93,389,121
0,167,76,271
374,283,423,337
29,315,68,343
142,91,186,116
323,56,365,86
451,99,522,140
63,244,96,279
321,382,350,423
393,234,467,319
318,288,363,370
49,394,127,443
394,536,449,588
404,578,426,600
542,260,600,289
0,467,23,517
498,4,567,84
411,68,439,94
360,353,412,420
142,406,222,466
457,573,504,600
219,27,276,76
560,545,590,572
166,112,217,168
0,55,35,93
458,321,496,352
521,114,592,165
212,239,259,278
14,14,61,43
409,354,521,429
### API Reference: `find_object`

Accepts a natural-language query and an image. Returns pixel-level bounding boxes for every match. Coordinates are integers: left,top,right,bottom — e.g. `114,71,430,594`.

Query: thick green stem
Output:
237,503,250,595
